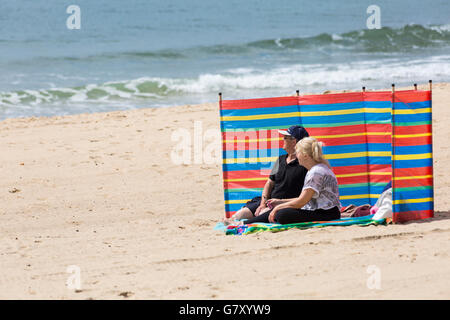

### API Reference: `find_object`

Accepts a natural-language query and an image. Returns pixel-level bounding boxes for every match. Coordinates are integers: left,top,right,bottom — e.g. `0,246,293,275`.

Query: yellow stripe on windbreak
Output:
393,197,433,205
225,199,251,205
393,175,432,181
326,151,390,160
314,132,389,139
223,156,278,164
303,108,390,117
394,133,431,138
224,177,267,182
336,172,391,178
340,194,381,200
221,112,300,121
223,137,283,143
393,153,432,160
393,108,431,115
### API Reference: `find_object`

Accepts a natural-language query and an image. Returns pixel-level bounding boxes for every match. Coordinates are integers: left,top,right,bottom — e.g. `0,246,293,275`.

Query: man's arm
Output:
261,178,274,202
254,179,275,215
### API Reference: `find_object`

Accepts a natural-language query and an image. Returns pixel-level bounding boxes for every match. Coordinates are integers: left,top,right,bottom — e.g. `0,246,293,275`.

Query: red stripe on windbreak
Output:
224,180,267,189
363,91,393,102
394,167,432,177
224,170,271,179
225,211,236,218
320,135,391,146
394,136,432,147
298,92,363,105
394,178,433,188
337,174,391,186
394,124,431,135
307,124,390,136
221,96,298,110
333,164,389,175
337,176,369,185
394,90,431,104
393,210,433,223
222,129,284,140
223,138,283,151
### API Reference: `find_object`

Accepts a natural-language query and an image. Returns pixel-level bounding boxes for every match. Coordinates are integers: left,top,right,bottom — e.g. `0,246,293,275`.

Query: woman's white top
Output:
302,163,341,211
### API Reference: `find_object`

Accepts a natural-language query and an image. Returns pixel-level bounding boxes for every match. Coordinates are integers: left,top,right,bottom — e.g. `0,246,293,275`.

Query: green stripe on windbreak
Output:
393,186,433,192
224,188,263,193
339,182,387,188
393,121,431,126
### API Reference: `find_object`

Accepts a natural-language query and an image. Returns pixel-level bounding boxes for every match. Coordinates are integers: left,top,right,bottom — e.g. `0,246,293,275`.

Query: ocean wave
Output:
16,24,450,64
1,55,449,111
247,24,450,52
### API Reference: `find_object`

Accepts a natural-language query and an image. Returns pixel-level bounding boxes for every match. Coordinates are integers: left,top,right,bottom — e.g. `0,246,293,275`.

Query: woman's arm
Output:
268,188,316,222
277,188,315,210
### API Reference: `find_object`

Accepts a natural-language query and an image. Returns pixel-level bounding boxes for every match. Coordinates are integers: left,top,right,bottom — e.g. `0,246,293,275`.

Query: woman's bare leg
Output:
223,207,253,225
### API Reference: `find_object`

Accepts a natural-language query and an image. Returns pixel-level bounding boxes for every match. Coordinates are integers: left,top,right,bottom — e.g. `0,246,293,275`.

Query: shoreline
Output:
0,81,443,124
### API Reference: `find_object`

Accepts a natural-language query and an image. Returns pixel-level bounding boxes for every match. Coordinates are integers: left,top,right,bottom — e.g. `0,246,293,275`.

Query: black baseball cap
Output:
278,125,309,141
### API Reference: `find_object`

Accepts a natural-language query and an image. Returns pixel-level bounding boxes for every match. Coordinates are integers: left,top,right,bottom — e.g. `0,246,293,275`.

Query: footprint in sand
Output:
118,291,134,298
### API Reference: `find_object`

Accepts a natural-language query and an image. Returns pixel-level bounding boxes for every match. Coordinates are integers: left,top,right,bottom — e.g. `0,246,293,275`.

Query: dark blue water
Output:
0,0,449,118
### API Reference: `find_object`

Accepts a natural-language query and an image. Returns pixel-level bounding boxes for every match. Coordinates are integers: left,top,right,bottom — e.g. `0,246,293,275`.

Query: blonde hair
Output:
295,137,326,164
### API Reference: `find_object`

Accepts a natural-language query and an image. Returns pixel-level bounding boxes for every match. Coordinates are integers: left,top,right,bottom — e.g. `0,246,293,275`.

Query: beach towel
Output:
215,214,387,235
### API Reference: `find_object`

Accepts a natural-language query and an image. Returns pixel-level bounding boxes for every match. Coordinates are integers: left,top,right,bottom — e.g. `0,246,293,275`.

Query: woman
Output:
226,137,341,225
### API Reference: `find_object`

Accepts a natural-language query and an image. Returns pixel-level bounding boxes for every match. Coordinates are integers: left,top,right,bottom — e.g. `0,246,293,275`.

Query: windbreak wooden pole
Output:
391,83,396,223
429,80,434,219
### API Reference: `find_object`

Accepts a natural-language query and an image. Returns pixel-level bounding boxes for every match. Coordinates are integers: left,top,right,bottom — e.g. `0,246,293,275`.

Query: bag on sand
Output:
372,188,392,220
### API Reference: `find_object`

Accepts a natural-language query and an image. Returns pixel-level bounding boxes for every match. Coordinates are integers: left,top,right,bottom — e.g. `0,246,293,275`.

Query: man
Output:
229,125,309,220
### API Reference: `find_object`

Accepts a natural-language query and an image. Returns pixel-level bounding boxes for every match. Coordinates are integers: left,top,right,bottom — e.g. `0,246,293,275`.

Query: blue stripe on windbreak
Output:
300,101,363,112
223,162,277,172
364,112,392,121
393,113,431,123
393,145,432,155
226,203,247,213
340,198,368,207
221,105,299,117
225,191,260,202
301,113,365,124
364,101,392,108
394,202,433,213
392,158,432,169
221,116,300,129
393,100,431,109
368,157,392,165
323,143,391,154
329,156,391,167
339,185,386,197
329,157,365,167
393,189,434,201
223,148,283,160
338,186,369,196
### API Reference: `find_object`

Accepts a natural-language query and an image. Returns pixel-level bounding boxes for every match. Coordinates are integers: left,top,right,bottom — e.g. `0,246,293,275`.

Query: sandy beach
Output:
0,83,449,300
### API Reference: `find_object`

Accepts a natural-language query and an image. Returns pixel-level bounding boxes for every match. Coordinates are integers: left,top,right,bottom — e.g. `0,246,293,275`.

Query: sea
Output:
0,0,449,119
